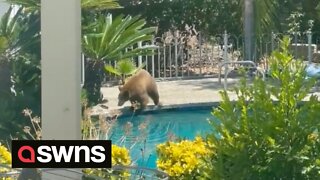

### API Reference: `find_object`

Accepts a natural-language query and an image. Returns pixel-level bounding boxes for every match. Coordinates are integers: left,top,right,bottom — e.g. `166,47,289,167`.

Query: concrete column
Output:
41,0,81,140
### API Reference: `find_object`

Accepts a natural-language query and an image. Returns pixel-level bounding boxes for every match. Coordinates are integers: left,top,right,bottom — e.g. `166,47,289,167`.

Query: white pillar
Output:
41,0,81,140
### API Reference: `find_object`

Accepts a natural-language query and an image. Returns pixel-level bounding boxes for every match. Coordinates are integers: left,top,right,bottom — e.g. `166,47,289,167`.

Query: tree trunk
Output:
0,58,11,95
83,58,104,106
244,0,254,61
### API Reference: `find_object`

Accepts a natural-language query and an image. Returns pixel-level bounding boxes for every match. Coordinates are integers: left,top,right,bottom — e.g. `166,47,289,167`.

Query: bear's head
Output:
117,85,129,106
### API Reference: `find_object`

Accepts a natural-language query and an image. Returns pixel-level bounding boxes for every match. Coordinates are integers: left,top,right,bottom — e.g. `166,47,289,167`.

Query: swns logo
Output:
12,140,111,168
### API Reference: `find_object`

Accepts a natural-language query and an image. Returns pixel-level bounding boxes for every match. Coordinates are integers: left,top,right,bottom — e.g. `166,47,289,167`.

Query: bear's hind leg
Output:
149,90,159,105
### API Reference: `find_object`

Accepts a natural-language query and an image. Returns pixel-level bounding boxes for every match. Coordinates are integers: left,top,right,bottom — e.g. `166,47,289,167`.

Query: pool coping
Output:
118,102,221,118
117,99,317,118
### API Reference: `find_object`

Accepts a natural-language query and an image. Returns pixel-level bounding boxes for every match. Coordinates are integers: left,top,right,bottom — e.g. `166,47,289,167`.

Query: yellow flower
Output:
0,144,13,180
83,145,131,179
111,145,131,166
0,145,11,165
156,136,211,178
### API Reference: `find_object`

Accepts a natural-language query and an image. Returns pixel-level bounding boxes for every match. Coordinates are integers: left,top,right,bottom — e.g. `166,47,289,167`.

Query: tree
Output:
113,0,280,37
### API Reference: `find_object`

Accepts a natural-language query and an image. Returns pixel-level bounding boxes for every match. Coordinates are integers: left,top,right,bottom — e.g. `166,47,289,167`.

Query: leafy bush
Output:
156,136,211,179
204,36,320,179
83,145,131,179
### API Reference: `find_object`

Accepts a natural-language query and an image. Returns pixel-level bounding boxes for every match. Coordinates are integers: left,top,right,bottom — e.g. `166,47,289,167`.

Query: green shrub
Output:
204,36,320,179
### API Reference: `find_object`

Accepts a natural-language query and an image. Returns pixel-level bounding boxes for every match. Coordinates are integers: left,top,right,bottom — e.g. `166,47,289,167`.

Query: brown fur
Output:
117,69,160,109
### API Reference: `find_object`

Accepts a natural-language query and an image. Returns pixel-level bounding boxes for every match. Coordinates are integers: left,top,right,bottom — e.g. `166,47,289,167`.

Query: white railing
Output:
100,31,319,83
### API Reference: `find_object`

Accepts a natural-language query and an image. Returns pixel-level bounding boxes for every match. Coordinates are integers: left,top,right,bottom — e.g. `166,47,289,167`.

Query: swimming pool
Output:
109,105,214,168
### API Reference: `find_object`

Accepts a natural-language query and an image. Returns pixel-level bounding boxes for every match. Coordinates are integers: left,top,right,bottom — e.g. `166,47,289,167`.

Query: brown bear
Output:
117,69,160,109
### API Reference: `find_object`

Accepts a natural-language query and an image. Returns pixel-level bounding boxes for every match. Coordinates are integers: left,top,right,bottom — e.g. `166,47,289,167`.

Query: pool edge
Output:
119,102,220,117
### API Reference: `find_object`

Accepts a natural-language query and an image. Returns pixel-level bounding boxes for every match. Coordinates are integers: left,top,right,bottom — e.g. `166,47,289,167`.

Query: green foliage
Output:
287,11,305,35
114,0,282,36
0,6,40,140
204,36,320,179
115,0,320,38
0,36,8,53
253,0,279,35
0,55,40,140
104,58,144,84
83,14,157,62
6,0,121,12
115,0,243,36
81,0,122,10
6,0,40,12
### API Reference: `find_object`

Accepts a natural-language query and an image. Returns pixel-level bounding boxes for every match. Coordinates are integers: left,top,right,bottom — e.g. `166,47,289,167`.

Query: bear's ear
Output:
118,85,124,91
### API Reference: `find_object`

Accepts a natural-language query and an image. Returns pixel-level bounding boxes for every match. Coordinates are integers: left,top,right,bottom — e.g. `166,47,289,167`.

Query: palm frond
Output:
254,0,279,35
104,58,141,76
6,0,40,12
81,0,122,10
0,6,22,39
104,64,121,76
83,14,157,62
0,36,8,53
6,0,121,12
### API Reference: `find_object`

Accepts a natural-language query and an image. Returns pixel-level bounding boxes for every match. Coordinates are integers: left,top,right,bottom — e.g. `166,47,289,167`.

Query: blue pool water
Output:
109,107,214,168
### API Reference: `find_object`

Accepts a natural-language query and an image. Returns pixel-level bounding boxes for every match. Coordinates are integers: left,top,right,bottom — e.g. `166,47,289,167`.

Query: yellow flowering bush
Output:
0,144,12,180
83,145,131,179
156,136,211,179
111,145,131,166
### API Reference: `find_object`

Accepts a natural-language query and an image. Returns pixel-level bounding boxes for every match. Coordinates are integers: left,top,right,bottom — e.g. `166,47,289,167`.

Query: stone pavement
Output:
90,77,320,116
91,78,240,115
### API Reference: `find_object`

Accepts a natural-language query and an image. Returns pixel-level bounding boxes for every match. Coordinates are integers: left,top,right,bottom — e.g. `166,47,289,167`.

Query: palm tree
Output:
104,58,145,84
82,13,157,105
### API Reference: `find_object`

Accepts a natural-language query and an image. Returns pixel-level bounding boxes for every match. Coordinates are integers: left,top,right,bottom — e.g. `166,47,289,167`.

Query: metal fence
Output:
101,31,320,83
